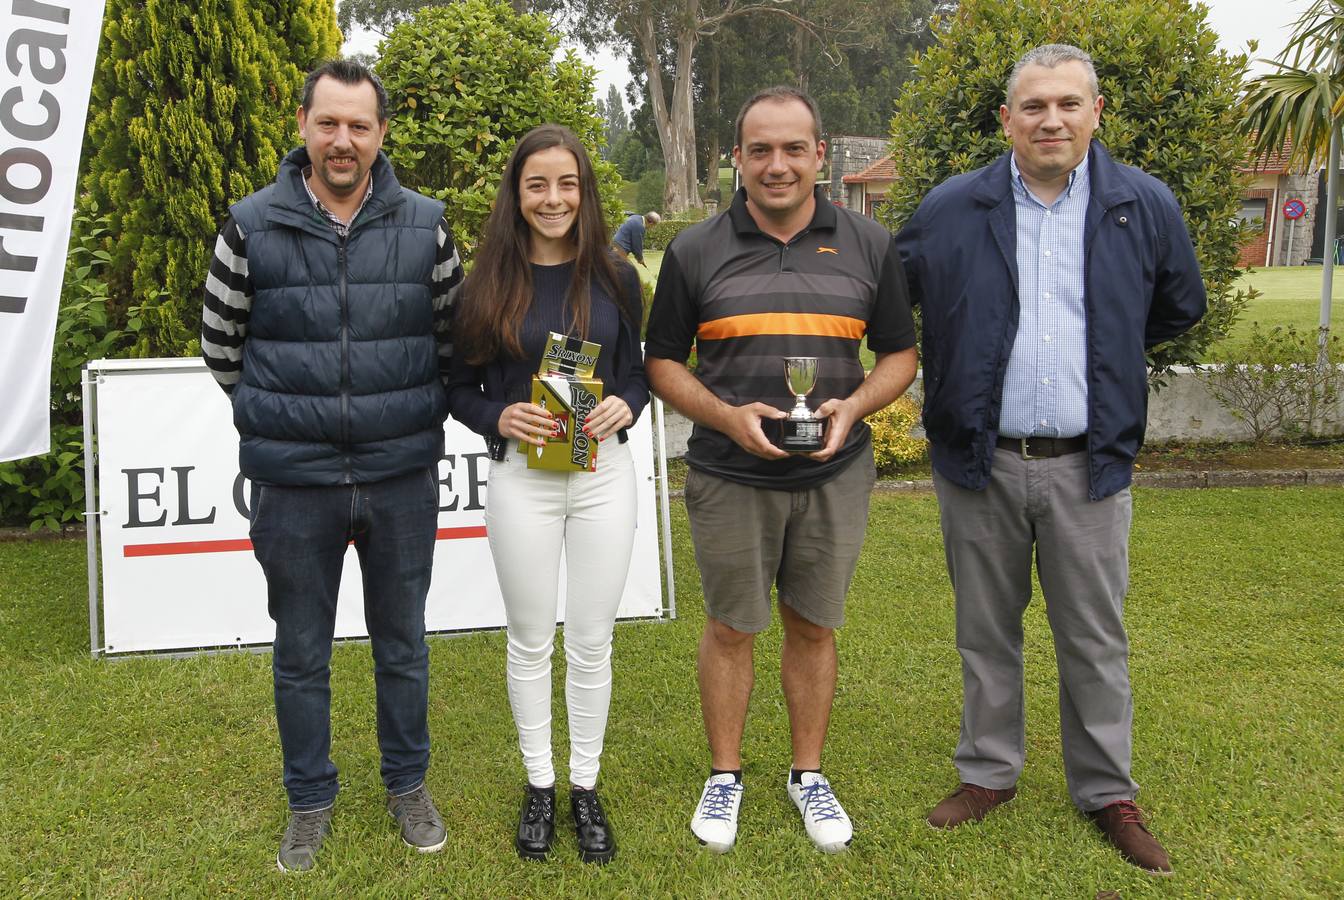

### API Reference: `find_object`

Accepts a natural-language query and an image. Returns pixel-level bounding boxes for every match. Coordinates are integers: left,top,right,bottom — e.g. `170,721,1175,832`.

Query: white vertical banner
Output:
0,0,106,462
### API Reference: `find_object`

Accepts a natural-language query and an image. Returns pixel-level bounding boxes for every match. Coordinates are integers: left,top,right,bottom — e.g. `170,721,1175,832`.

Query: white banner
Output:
90,359,666,654
0,0,106,461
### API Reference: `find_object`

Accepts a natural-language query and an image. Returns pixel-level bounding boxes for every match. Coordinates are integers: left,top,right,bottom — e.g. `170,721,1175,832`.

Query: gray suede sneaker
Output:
277,806,333,872
387,784,447,852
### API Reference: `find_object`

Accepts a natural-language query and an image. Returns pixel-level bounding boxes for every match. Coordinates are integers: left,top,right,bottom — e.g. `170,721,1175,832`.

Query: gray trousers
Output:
932,448,1140,811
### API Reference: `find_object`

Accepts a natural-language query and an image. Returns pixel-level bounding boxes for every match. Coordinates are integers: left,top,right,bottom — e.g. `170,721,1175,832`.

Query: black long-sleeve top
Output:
446,259,650,458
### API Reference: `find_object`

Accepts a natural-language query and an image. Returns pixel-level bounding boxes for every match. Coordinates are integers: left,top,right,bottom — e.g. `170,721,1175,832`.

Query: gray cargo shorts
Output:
683,450,876,633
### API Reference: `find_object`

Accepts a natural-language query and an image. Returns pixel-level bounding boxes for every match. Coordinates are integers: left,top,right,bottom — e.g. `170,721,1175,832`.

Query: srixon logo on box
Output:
569,384,599,469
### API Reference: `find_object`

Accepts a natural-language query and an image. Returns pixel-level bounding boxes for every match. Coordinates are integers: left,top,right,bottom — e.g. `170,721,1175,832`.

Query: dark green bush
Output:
634,170,666,220
645,218,701,251
878,0,1253,380
376,0,621,260
80,0,340,357
611,133,657,182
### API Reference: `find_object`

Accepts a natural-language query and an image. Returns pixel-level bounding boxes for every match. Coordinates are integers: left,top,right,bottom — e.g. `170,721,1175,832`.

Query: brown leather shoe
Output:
926,783,1017,829
1088,800,1172,875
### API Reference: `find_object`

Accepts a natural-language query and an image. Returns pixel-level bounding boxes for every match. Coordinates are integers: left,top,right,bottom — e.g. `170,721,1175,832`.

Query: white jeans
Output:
485,439,638,789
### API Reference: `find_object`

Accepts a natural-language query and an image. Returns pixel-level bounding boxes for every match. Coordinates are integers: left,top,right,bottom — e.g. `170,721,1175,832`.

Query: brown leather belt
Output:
995,435,1087,459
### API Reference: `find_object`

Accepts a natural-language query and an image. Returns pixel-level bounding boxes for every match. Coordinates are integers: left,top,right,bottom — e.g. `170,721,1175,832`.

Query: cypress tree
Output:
80,0,342,356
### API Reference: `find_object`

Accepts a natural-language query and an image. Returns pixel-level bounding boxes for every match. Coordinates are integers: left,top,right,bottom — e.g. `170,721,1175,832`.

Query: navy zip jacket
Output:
895,141,1206,500
228,148,448,485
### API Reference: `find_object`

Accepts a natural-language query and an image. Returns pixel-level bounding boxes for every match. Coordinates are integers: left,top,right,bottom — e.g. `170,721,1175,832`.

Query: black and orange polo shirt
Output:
646,187,916,490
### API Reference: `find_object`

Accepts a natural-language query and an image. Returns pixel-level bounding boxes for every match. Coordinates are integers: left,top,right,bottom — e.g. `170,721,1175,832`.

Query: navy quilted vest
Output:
229,148,447,485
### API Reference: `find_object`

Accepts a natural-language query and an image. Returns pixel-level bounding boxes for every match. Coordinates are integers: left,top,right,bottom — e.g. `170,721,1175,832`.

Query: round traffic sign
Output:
1283,198,1306,220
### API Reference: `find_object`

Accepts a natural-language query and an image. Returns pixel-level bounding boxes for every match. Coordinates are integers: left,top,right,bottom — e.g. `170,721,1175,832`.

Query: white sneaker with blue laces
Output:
787,771,852,853
691,773,744,853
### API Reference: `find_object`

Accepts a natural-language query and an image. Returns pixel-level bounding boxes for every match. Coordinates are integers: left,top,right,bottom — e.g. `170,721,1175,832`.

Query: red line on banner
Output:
124,539,253,557
123,526,488,557
436,526,488,540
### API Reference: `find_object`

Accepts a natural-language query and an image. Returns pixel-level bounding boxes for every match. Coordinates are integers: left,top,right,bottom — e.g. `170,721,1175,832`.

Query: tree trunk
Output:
704,41,720,204
793,24,809,95
630,1,701,213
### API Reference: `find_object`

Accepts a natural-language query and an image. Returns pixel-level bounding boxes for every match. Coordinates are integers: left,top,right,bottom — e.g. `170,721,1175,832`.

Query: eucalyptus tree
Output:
561,0,926,212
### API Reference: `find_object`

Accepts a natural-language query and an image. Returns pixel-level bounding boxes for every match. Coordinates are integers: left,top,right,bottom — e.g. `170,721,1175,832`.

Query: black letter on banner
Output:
0,147,51,205
463,452,488,511
435,456,458,512
124,468,167,528
0,86,59,140
0,211,40,274
233,473,251,519
5,29,67,84
12,0,70,24
171,466,216,525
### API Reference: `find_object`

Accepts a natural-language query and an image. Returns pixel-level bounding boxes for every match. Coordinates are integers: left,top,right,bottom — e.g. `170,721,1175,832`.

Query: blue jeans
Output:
248,467,439,811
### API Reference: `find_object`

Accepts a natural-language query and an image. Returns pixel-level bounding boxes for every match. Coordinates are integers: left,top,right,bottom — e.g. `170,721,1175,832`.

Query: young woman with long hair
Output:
446,124,648,864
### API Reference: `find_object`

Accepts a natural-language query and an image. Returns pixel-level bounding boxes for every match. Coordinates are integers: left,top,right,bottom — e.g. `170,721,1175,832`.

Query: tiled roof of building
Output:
842,155,897,184
1240,138,1296,174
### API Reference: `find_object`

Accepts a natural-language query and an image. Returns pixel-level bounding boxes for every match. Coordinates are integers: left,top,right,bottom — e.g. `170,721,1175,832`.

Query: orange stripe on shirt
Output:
697,312,866,341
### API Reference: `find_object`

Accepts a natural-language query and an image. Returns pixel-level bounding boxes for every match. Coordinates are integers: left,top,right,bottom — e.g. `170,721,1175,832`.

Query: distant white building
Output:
841,154,897,218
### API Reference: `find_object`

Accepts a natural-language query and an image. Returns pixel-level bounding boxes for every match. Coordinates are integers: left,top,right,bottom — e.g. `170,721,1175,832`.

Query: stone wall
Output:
1273,173,1317,267
827,136,889,208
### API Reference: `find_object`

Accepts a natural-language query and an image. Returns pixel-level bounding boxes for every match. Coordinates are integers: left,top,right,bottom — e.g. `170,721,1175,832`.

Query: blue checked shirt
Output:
998,154,1090,439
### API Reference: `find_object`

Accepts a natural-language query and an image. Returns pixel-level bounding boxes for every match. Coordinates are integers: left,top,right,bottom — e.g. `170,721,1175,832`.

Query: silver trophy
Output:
780,357,824,452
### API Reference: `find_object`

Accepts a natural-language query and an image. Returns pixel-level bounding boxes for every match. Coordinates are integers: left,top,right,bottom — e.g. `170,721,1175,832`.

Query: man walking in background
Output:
612,209,661,266
201,59,461,872
896,44,1205,874
646,86,918,854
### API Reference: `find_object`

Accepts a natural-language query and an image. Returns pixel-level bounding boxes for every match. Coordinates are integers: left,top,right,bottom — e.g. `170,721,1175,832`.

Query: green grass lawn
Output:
1225,264,1338,351
2,487,1342,895
719,165,734,199
1222,266,1338,358
636,249,662,292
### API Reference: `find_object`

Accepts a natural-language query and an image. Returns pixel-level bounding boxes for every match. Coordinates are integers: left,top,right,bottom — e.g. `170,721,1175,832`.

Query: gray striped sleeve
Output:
432,219,462,384
201,217,252,394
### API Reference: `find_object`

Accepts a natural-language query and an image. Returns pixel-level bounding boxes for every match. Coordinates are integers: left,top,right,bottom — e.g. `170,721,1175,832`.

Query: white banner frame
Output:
83,358,676,657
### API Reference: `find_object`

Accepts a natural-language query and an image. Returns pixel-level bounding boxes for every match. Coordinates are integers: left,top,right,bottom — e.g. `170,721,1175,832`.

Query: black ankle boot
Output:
515,784,555,860
571,787,617,864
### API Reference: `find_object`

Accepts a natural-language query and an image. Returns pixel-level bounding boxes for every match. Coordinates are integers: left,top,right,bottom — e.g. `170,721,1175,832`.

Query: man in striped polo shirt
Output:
645,86,918,854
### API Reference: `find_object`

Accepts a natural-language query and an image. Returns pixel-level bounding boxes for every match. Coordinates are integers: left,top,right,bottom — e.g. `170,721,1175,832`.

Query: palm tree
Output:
1242,0,1344,366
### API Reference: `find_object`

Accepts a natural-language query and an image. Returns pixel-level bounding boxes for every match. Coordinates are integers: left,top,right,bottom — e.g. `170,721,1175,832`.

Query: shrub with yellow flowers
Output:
865,395,928,475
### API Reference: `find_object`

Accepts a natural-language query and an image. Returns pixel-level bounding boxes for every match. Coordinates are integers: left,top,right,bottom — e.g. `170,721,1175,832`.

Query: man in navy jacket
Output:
896,44,1205,875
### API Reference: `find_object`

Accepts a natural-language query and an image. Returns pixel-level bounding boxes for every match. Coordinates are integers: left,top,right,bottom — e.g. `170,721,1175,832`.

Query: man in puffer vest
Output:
201,59,462,873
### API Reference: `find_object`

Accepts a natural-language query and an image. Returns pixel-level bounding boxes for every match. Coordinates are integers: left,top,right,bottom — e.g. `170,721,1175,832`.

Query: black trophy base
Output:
779,417,825,453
